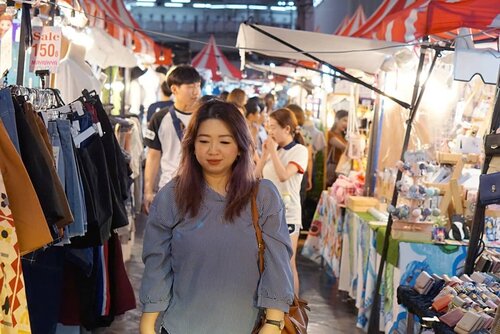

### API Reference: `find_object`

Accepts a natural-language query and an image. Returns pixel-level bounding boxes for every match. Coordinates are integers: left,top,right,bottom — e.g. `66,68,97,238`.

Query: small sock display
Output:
388,151,445,241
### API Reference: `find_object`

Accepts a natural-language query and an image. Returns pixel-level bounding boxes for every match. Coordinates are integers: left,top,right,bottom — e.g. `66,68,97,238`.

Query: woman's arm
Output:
306,145,313,190
329,134,347,151
255,181,294,313
140,190,175,333
258,309,285,334
255,144,269,178
269,148,300,182
140,312,160,334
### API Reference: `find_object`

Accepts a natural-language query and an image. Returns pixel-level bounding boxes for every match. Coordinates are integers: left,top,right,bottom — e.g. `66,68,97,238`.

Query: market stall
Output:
235,1,500,333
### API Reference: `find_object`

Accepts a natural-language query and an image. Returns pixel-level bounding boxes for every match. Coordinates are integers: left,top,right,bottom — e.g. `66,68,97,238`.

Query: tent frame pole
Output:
367,45,440,333
246,23,411,109
464,69,500,274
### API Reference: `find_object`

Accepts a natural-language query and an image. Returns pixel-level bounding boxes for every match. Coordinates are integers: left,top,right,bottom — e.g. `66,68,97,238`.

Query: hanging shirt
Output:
262,141,308,227
0,171,31,333
55,57,101,104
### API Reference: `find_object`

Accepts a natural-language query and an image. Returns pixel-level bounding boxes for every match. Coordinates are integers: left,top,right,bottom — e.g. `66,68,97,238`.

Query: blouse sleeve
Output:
256,180,294,312
139,186,175,313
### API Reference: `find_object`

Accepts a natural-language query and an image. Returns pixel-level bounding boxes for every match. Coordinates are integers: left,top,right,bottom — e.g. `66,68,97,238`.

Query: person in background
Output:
219,91,229,101
245,99,263,153
227,88,247,115
264,93,276,114
143,65,201,213
256,108,308,296
286,104,314,194
326,109,349,187
140,100,293,334
146,80,173,123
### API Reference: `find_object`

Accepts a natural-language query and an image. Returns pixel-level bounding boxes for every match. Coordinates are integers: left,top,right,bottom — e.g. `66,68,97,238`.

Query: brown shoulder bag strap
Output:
251,181,265,274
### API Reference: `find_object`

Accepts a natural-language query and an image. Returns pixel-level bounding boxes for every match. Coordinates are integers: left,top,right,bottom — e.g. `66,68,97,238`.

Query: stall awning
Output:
236,23,409,74
192,35,241,81
85,27,138,68
337,5,366,36
108,0,158,59
78,0,159,62
351,0,419,37
370,0,500,42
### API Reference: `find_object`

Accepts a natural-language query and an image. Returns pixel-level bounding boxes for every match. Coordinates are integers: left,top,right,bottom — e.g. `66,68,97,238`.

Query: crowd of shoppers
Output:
139,65,344,334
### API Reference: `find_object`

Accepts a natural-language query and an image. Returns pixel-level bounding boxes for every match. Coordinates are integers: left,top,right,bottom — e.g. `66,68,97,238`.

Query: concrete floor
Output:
106,214,364,334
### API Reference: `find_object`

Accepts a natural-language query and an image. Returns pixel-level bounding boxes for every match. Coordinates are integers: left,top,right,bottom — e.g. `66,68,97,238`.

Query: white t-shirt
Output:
144,108,192,188
56,57,101,103
262,142,308,227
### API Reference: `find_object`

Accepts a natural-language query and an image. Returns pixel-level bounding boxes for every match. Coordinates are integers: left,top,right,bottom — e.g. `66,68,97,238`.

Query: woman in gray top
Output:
140,100,294,334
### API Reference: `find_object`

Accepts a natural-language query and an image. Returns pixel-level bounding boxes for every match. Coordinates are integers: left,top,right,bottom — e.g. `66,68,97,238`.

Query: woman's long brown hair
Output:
175,100,257,221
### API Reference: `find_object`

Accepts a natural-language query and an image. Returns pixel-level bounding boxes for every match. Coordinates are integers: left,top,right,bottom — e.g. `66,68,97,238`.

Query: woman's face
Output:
268,118,291,146
195,119,239,178
336,116,348,132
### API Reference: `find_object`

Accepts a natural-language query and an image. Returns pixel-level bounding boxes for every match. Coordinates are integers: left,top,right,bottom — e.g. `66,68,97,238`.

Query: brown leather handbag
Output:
250,184,309,334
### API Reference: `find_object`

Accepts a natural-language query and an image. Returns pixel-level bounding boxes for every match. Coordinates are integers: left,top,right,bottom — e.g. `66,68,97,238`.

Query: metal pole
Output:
364,91,381,196
367,46,440,333
16,4,30,86
464,68,500,274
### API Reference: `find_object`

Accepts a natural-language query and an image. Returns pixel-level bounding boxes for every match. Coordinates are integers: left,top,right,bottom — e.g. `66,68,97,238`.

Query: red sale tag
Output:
29,27,62,73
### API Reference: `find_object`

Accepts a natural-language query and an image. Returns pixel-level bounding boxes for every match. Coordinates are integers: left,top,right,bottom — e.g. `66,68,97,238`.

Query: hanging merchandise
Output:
0,171,31,334
0,85,135,333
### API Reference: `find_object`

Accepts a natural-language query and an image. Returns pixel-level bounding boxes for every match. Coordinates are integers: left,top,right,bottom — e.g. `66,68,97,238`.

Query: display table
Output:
302,193,469,333
302,190,344,276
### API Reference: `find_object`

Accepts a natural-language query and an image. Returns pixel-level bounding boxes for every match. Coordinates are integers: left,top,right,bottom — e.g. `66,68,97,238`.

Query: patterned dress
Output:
0,171,31,333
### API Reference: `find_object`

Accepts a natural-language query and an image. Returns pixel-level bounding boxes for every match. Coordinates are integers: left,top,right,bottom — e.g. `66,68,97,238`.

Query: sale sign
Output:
29,26,62,73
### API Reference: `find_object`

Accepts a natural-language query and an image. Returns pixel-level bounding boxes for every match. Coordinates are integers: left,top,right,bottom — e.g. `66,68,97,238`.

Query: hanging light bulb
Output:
216,66,221,76
267,72,274,80
159,51,165,62
241,70,247,79
131,39,136,51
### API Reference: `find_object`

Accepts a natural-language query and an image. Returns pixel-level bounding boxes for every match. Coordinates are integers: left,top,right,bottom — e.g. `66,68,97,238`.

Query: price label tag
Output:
29,27,62,73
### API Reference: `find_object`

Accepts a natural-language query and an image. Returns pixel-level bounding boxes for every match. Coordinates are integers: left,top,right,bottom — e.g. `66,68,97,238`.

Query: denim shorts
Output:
56,119,87,238
0,88,20,153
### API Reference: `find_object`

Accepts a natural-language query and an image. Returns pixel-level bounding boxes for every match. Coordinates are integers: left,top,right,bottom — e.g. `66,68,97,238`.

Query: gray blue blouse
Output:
140,179,294,334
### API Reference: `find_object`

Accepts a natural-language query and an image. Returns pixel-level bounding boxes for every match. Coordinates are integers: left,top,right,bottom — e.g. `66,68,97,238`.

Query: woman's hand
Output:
264,137,277,155
258,323,282,334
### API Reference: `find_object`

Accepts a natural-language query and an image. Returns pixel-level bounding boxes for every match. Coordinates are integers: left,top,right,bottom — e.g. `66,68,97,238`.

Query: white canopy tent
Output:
236,23,411,74
245,63,319,80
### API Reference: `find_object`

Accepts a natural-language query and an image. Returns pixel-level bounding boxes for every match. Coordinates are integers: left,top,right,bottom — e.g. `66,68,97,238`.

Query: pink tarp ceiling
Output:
192,35,241,81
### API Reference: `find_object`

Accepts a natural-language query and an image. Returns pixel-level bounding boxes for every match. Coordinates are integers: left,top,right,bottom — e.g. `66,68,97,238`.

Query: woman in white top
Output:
256,108,308,295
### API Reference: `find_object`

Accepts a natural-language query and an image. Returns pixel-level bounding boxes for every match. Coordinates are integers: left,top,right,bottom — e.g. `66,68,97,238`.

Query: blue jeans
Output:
56,119,87,238
0,88,20,153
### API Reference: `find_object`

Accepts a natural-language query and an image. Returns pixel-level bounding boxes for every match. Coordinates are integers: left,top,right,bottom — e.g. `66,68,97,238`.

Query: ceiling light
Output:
210,4,225,9
193,3,211,8
270,6,287,11
164,2,183,7
249,5,267,10
135,2,155,7
226,4,247,9
171,0,190,2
